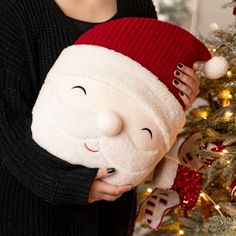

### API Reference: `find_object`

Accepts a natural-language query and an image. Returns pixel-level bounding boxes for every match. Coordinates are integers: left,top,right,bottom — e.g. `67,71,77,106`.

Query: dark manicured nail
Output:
107,168,115,174
179,91,185,96
175,70,181,76
177,63,184,68
173,79,179,85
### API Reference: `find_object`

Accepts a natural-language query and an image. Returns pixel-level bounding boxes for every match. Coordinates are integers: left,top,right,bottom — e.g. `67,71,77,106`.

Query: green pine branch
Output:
204,216,236,234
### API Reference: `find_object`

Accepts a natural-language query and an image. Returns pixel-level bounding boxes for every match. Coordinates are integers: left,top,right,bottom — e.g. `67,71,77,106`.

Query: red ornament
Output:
200,140,227,152
208,140,226,152
233,7,236,16
198,140,226,166
172,165,203,211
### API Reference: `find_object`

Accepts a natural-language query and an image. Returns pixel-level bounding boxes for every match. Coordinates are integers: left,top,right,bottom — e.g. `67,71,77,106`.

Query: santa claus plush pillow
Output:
31,18,227,228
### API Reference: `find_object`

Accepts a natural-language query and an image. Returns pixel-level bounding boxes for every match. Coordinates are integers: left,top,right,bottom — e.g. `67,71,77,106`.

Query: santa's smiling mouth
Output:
84,143,99,153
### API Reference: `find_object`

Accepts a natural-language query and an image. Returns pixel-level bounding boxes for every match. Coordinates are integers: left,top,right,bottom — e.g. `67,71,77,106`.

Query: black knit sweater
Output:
0,0,157,235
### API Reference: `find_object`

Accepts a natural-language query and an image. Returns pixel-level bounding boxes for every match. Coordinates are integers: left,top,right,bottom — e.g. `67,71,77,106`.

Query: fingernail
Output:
107,168,115,174
179,91,185,96
177,63,184,68
175,70,181,76
173,79,179,85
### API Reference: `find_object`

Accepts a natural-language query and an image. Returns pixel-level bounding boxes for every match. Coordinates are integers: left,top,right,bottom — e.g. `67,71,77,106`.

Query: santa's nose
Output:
96,111,123,137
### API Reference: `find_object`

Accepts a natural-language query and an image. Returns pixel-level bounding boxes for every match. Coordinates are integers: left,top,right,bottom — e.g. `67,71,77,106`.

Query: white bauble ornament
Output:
96,111,123,137
204,56,228,79
209,22,219,32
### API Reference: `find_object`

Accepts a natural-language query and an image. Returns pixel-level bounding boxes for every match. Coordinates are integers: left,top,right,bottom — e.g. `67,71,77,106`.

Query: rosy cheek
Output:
128,132,159,151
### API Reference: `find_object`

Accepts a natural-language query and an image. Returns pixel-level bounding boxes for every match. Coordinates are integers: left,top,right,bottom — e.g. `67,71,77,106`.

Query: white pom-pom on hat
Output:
204,56,228,79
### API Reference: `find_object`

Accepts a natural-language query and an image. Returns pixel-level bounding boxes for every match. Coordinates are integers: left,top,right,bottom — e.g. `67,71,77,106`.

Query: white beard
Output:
31,85,163,186
99,133,160,185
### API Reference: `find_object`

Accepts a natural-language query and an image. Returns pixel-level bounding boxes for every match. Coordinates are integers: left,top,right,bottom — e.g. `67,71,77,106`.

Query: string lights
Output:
199,192,224,217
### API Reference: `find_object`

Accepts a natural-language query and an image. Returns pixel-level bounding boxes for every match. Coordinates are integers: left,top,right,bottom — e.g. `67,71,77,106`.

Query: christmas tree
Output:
135,1,236,235
160,1,236,235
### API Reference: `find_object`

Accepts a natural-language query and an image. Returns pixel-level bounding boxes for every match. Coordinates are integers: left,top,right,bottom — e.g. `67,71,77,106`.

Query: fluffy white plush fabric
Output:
32,45,185,186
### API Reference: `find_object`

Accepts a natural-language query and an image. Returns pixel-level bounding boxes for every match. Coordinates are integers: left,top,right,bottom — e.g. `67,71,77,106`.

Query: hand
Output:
88,168,133,203
172,62,203,111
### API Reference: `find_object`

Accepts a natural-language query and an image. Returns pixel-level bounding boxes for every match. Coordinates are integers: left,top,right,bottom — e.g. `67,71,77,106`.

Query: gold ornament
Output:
219,89,232,107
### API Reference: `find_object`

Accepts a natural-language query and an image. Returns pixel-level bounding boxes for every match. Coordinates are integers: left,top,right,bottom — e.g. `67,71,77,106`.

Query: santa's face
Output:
32,75,165,185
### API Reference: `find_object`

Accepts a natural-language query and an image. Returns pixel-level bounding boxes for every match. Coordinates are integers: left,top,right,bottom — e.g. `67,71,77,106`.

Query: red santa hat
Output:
48,17,227,153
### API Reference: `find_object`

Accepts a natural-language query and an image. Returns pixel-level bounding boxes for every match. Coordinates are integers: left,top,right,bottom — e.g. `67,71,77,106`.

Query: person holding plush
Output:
31,16,227,230
0,0,204,235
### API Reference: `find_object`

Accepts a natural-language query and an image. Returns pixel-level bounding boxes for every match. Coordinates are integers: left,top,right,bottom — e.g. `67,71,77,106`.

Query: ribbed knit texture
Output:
76,18,212,108
0,0,156,235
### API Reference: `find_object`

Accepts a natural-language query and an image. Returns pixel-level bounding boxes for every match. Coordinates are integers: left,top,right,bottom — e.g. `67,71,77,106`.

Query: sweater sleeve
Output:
129,0,158,19
0,2,98,205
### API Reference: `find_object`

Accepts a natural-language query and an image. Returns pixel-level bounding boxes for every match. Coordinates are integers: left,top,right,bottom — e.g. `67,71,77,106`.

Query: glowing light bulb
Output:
199,111,209,119
227,70,233,78
215,205,220,210
226,160,231,164
179,229,184,235
224,111,233,120
200,192,205,197
222,149,229,154
225,111,233,116
212,48,217,52
147,188,153,193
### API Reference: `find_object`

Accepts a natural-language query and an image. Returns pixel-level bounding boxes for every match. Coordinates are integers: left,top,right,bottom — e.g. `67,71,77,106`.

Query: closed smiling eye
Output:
72,86,87,95
141,128,153,139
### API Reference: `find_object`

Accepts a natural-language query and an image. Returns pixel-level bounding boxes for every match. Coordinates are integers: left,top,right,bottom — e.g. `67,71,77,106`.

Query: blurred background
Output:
152,0,234,36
